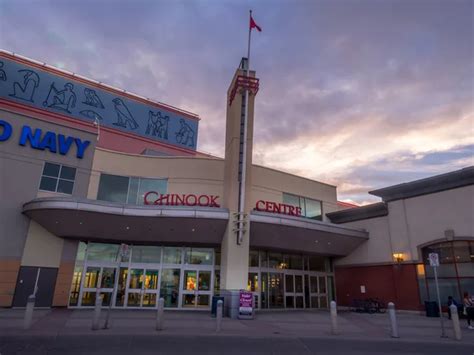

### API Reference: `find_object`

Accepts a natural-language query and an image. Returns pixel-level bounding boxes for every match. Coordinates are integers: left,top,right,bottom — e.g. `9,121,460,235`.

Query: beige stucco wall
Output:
335,185,474,266
251,165,338,221
21,221,64,268
88,148,226,201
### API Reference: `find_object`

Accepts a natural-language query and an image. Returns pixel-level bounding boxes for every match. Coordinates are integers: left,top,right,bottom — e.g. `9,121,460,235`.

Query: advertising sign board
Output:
238,290,253,319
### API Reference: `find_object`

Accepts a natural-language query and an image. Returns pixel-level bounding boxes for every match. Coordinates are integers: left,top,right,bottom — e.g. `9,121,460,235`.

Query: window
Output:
97,173,167,205
282,193,322,220
39,162,76,194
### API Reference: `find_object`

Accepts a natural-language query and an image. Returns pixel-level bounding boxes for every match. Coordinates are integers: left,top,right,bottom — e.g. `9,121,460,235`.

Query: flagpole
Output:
237,10,252,245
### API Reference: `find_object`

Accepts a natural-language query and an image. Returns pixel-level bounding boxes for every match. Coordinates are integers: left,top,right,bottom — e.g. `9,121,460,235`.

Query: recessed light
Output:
328,242,331,245
191,228,195,232
126,226,130,230
55,221,59,224
315,240,319,243
79,222,83,225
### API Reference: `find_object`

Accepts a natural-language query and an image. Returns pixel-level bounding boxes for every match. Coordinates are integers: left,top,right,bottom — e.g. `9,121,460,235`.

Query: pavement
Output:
1,308,473,354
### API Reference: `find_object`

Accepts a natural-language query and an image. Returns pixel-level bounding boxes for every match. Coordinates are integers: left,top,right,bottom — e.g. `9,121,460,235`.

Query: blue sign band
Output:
0,57,199,151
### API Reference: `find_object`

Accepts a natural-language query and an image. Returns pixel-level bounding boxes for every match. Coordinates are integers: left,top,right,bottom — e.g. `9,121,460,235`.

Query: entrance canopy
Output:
23,197,229,245
250,211,368,256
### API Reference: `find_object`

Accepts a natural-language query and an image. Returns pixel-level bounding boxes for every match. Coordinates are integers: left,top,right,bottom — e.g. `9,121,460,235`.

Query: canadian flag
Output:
250,15,262,32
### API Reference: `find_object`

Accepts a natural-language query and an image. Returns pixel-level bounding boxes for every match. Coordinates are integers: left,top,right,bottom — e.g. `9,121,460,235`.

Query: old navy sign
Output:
0,119,90,159
144,192,220,208
255,200,302,217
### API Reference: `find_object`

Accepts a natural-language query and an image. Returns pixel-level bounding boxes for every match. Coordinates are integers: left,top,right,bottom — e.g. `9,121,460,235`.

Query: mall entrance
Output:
69,242,217,309
248,250,334,310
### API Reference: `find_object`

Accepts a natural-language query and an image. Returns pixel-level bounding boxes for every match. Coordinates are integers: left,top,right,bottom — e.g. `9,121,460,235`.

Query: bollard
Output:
388,302,399,338
330,300,339,335
450,304,462,340
156,297,165,331
91,292,103,331
23,295,36,330
216,300,223,333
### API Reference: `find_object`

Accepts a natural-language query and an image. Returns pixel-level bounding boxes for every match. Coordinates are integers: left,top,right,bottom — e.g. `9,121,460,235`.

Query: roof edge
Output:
326,202,388,224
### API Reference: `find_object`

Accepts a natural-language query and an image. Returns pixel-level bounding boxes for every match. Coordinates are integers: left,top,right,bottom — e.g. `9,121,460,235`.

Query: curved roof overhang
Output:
250,211,369,256
23,197,229,246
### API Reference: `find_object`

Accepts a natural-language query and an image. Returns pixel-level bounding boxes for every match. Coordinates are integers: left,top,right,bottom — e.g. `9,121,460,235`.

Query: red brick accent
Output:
335,263,421,310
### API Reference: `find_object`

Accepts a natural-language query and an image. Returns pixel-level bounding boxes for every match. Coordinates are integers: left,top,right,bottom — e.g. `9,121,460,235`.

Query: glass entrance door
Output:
285,273,305,308
309,275,328,308
181,270,212,308
125,268,159,307
80,266,116,306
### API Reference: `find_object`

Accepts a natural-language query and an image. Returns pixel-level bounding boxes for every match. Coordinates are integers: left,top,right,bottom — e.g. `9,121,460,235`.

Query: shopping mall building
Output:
0,50,472,315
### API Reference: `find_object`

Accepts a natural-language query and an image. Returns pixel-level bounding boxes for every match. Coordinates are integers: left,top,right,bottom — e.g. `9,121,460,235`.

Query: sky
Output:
1,0,473,204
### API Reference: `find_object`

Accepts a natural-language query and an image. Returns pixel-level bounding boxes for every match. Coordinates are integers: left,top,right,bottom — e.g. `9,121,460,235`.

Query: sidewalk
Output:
1,308,473,345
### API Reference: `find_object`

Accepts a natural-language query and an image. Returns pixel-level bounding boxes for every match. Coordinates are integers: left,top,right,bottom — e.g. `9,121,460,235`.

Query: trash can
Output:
211,296,225,317
424,301,439,317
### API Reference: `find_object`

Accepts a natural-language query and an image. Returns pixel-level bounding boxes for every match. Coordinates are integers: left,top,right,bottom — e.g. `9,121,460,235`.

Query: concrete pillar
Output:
216,300,223,332
220,59,259,318
156,298,164,331
330,300,338,335
388,302,399,338
449,304,461,340
23,295,35,330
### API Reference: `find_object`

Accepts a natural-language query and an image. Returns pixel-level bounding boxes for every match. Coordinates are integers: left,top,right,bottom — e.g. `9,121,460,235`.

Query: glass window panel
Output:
214,270,220,294
142,293,157,307
269,252,285,269
305,198,322,220
183,270,197,291
260,251,268,268
310,276,318,293
127,293,141,306
68,266,83,306
100,268,116,289
198,271,211,291
160,269,180,308
425,263,457,278
81,291,96,306
249,250,259,267
286,296,294,308
137,178,167,205
288,255,303,270
456,262,474,277
311,296,319,308
59,166,76,180
309,255,327,271
184,248,213,265
76,242,87,261
163,247,182,264
247,273,259,292
319,296,328,308
319,276,327,294
459,278,474,297
285,275,294,293
131,246,161,263
453,241,472,263
128,269,144,289
423,242,454,265
214,249,221,266
295,275,303,293
100,292,112,307
115,268,128,307
127,177,140,204
43,162,60,177
83,267,100,288
144,270,159,290
282,193,300,208
183,294,195,307
427,278,460,304
39,176,57,192
87,243,119,262
197,295,210,307
268,273,284,308
296,296,304,308
97,174,129,203
57,179,74,194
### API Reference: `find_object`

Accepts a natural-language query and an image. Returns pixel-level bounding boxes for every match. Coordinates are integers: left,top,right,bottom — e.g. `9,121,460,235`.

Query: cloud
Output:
0,0,472,204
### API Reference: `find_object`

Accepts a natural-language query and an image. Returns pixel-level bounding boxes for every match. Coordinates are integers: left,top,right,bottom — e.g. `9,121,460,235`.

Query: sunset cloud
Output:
1,0,472,204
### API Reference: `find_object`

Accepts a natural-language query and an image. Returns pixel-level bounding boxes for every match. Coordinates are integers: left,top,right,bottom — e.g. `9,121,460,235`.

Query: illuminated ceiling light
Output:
393,253,404,263
126,226,130,230
191,228,195,232
314,240,319,243
79,221,83,225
